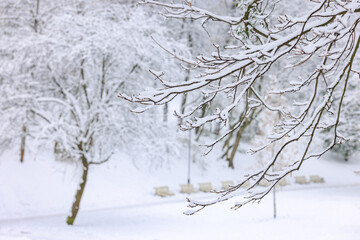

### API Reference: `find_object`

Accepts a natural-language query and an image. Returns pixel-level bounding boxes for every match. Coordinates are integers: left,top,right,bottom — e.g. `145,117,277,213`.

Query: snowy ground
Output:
0,186,359,240
0,149,359,240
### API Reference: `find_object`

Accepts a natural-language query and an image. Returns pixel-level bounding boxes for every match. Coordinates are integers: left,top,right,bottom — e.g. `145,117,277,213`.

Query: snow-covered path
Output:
1,186,359,240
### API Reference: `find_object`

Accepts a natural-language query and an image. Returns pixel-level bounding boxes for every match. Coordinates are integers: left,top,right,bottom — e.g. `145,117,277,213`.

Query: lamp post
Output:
187,129,192,184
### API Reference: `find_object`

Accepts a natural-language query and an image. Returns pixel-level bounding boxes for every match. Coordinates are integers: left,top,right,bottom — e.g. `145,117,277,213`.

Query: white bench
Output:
221,180,234,190
180,184,198,194
277,178,289,186
240,180,250,188
258,179,271,187
154,186,174,197
198,182,214,192
295,176,310,184
310,175,325,183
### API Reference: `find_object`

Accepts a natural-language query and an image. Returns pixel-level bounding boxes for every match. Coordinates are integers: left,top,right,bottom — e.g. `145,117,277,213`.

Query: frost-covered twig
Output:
123,0,360,213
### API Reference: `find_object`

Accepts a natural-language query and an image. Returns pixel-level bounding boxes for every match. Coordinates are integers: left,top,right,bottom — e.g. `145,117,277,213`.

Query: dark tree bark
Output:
222,108,259,168
66,153,88,225
20,125,27,163
163,102,168,122
34,0,40,32
179,19,193,126
226,117,253,168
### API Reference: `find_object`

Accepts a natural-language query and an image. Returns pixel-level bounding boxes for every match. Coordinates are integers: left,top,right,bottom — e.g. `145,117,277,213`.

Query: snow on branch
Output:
122,0,360,213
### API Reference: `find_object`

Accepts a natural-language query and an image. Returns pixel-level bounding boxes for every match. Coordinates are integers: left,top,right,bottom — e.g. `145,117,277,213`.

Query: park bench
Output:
198,182,214,192
221,180,234,190
154,186,174,197
295,176,310,184
180,184,198,194
258,179,271,187
277,178,290,187
240,180,250,188
310,175,325,183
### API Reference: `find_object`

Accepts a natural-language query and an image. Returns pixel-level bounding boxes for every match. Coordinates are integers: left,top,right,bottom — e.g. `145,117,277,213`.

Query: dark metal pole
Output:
273,185,277,219
272,147,277,219
187,129,191,184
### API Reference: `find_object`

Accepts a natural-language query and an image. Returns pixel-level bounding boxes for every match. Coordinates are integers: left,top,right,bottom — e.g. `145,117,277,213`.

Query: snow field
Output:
0,186,359,240
0,150,359,239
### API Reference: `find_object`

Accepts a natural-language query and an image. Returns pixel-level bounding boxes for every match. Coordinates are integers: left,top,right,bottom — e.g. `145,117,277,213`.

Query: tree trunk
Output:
163,102,168,122
179,19,193,126
54,141,59,154
34,0,40,32
20,125,27,163
224,108,259,168
66,155,88,225
195,98,207,137
227,124,246,169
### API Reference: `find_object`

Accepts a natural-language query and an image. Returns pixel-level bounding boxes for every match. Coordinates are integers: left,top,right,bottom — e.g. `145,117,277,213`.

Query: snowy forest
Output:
0,0,359,239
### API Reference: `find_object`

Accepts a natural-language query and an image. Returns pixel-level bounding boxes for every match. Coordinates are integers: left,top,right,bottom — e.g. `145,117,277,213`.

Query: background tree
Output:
323,75,360,161
0,0,56,163
0,0,188,225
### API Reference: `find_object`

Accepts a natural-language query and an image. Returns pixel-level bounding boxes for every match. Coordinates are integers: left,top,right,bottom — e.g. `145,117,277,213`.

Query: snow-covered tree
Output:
0,0,61,162
122,0,360,213
323,75,360,161
1,0,187,225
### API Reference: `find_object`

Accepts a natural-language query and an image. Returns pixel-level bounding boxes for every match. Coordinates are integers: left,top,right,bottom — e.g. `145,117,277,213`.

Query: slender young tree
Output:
1,0,188,224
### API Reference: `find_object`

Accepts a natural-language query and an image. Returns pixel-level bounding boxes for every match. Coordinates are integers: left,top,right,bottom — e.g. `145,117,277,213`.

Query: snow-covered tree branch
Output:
121,0,360,214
